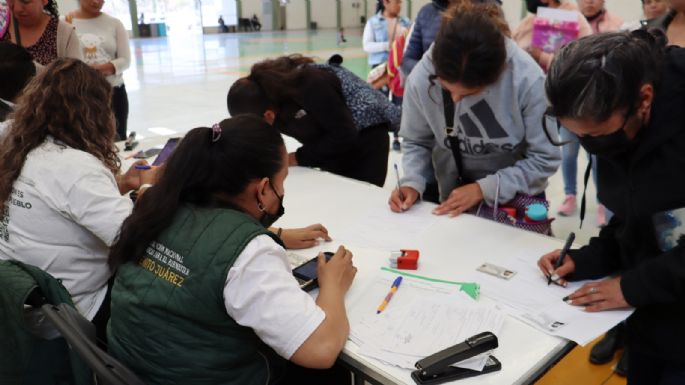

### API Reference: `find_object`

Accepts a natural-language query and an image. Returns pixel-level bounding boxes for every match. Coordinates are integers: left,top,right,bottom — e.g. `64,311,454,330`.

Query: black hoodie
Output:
568,46,685,364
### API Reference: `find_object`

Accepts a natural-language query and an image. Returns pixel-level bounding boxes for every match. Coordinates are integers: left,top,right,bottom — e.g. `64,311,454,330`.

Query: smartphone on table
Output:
292,252,334,291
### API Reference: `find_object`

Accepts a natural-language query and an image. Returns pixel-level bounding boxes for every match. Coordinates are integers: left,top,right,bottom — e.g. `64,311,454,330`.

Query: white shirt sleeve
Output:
65,171,133,247
363,21,390,54
111,18,131,75
224,235,325,360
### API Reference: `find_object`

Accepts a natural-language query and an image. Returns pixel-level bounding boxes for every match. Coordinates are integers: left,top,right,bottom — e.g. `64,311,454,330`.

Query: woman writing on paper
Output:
538,30,685,384
227,55,394,187
108,115,356,385
0,58,154,343
389,2,560,217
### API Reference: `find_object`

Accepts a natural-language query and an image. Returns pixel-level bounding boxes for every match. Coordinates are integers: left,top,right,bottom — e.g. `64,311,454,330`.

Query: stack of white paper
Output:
471,255,634,346
348,271,504,371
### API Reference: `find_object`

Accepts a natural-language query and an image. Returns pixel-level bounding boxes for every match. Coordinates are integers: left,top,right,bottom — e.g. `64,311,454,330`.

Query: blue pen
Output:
377,276,403,314
135,164,152,170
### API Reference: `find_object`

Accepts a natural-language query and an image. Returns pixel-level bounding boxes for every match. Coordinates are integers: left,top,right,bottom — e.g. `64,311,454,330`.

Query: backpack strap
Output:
442,88,465,187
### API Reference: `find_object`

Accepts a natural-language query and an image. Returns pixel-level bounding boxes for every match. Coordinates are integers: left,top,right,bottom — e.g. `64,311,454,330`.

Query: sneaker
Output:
597,204,607,227
557,195,577,216
392,139,401,152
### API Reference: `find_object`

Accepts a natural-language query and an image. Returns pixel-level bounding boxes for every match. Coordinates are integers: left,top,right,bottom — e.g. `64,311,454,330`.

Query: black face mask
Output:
578,128,632,157
259,181,285,228
578,111,636,157
525,0,545,14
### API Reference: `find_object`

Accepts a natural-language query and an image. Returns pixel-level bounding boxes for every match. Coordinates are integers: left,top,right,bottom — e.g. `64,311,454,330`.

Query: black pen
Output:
548,232,575,286
394,163,406,203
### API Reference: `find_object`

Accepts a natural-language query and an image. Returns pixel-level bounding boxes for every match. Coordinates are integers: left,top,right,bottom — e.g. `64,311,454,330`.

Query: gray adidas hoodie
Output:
400,39,561,205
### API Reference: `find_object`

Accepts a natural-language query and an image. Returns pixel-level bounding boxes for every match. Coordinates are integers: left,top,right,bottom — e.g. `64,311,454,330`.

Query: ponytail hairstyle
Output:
431,1,510,89
45,0,59,17
546,29,667,122
236,54,315,111
376,0,384,14
108,115,285,268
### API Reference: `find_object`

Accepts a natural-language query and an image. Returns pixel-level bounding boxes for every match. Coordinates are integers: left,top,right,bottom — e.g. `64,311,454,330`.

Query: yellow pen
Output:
377,276,403,314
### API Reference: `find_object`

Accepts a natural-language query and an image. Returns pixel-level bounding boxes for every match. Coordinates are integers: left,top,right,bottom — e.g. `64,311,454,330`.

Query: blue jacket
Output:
401,0,503,77
401,1,444,76
365,13,411,66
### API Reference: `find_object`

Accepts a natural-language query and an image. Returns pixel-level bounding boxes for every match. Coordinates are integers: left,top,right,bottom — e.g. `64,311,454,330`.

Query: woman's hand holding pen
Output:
564,277,629,312
432,183,483,217
538,249,576,287
388,187,419,213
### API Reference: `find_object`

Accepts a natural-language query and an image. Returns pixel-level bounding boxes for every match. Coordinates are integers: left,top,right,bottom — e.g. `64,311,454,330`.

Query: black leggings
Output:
275,361,351,385
91,280,113,350
334,124,389,187
112,84,129,141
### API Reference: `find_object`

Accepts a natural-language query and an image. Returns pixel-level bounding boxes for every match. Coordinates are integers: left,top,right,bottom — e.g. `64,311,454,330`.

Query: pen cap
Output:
525,203,548,222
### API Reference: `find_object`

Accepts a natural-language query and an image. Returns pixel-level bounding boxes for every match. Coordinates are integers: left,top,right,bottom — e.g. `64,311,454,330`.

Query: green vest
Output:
108,205,287,385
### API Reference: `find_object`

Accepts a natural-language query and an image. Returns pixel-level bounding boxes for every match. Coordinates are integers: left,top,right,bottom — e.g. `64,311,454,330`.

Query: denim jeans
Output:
560,126,598,196
559,127,614,221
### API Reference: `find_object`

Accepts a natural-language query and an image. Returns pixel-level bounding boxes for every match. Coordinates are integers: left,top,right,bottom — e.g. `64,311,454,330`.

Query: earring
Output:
257,202,266,212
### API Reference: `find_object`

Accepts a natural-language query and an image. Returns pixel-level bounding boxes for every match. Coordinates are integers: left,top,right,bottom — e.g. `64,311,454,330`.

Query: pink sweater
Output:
587,10,625,34
513,2,593,71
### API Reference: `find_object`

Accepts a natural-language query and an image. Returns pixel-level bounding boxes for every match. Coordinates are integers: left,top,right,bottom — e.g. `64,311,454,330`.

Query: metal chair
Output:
39,302,145,385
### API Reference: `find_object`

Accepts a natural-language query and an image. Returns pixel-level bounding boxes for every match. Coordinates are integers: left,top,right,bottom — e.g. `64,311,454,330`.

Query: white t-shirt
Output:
224,234,325,359
0,138,133,320
69,13,131,87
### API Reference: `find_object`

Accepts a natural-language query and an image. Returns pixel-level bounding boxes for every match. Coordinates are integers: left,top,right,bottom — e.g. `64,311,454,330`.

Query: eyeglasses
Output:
541,108,572,147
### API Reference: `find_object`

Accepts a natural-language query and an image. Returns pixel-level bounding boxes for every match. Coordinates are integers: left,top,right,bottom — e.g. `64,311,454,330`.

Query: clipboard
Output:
411,332,501,385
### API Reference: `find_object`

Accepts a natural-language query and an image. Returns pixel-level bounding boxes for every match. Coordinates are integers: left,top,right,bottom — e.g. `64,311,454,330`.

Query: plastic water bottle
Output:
524,203,548,223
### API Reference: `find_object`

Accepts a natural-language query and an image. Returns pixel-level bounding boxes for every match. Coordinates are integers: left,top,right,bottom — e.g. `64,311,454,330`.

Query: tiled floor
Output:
124,28,620,384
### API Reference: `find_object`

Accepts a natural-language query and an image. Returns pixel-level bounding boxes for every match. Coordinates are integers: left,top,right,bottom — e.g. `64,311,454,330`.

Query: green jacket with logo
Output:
108,205,287,385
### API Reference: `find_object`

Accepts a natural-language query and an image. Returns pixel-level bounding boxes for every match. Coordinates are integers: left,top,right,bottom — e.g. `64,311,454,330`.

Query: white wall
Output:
242,0,262,19
604,0,643,23
286,0,308,29
410,0,431,19
56,0,79,15
342,0,365,27
501,0,525,30
311,0,337,28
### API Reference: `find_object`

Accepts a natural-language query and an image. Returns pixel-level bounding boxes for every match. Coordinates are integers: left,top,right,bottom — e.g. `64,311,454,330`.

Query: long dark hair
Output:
45,0,59,17
229,54,315,114
0,58,117,214
0,42,36,101
431,1,510,88
546,29,666,122
108,115,285,268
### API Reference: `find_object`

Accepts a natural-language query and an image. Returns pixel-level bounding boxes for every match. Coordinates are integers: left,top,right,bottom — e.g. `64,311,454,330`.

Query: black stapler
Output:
411,332,501,385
